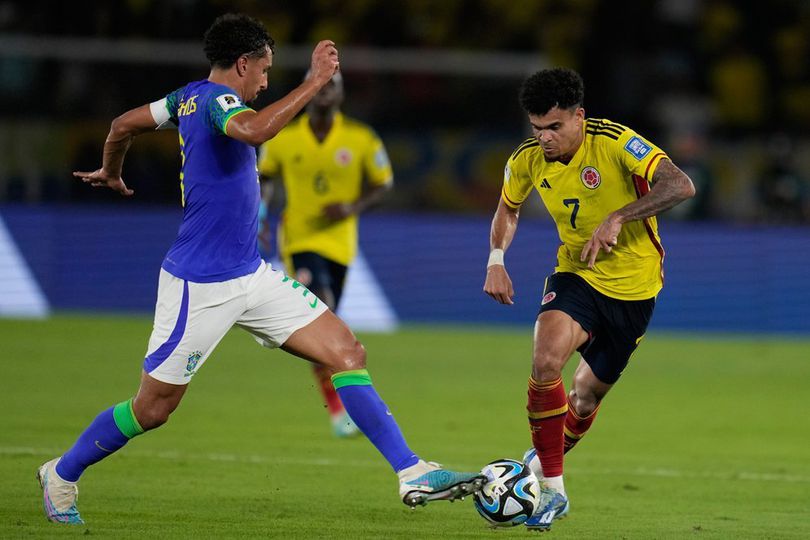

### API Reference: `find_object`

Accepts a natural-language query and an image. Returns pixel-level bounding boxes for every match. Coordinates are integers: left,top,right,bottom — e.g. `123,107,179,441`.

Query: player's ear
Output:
236,55,248,76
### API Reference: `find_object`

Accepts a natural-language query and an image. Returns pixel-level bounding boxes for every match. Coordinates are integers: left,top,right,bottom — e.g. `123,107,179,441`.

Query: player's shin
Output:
527,377,568,480
56,399,144,482
331,369,418,472
563,396,600,454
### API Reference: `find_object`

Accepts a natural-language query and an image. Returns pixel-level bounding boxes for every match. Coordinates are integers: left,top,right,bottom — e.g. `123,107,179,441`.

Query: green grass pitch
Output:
1,314,808,538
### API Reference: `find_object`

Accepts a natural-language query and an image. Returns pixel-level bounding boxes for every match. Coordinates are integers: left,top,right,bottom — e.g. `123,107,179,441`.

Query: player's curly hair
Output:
519,68,584,116
203,13,275,69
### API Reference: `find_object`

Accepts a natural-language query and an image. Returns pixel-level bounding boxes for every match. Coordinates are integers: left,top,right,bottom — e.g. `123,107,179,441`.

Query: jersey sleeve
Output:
615,129,668,181
204,88,253,135
257,137,281,177
362,131,393,186
150,86,184,129
501,150,534,208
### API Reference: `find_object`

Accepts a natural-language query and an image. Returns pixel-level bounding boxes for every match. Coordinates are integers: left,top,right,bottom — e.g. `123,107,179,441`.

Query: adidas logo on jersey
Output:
539,178,552,189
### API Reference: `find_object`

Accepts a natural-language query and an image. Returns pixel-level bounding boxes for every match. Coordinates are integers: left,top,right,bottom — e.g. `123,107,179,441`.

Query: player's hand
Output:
309,40,339,86
73,169,134,196
322,202,354,222
484,264,514,305
581,213,622,269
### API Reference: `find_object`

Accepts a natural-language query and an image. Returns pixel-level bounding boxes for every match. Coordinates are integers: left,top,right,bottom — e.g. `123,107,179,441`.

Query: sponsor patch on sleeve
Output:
624,136,652,160
504,164,512,183
216,94,243,112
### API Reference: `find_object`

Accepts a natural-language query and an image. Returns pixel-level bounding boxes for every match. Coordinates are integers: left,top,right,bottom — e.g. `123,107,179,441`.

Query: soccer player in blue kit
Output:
38,13,483,525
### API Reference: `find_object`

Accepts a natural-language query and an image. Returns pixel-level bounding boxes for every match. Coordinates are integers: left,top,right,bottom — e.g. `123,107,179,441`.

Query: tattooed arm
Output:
580,159,695,268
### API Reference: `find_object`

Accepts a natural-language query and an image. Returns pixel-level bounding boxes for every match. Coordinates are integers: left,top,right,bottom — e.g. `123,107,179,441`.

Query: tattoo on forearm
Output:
617,160,694,222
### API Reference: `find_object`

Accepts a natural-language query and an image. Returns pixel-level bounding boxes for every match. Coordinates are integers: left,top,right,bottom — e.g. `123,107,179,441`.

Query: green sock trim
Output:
113,399,144,438
331,369,373,389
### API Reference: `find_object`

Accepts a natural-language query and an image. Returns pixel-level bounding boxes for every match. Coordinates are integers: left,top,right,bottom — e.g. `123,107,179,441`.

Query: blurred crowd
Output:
1,0,809,223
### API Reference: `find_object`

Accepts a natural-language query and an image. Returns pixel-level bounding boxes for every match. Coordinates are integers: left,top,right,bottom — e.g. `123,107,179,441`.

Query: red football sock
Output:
564,396,600,454
527,377,568,478
314,365,344,416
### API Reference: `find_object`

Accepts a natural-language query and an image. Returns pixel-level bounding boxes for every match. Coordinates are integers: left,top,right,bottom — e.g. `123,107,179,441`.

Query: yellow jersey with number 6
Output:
258,112,393,266
502,118,668,300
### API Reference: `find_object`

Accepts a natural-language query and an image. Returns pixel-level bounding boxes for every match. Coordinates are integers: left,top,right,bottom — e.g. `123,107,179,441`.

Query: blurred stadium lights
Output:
0,34,546,76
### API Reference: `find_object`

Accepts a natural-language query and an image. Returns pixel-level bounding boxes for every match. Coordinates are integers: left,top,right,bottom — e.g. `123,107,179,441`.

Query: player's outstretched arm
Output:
581,158,695,268
73,104,159,196
484,199,520,305
227,40,339,146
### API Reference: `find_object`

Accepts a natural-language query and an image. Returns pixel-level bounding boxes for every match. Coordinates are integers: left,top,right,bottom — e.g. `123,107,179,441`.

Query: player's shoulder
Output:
585,118,633,142
197,81,246,109
586,117,646,155
507,137,543,172
508,137,541,161
585,117,662,163
341,115,378,137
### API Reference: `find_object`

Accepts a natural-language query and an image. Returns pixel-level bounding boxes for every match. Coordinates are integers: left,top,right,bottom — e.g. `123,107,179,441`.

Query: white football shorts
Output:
143,261,328,384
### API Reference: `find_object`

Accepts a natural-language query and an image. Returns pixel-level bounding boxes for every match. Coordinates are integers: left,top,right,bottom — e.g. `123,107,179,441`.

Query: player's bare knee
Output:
134,403,175,431
339,340,366,371
532,351,565,381
574,398,598,417
569,390,599,417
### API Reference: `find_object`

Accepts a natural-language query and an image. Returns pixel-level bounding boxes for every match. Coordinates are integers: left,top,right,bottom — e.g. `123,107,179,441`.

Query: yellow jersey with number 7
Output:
502,118,668,301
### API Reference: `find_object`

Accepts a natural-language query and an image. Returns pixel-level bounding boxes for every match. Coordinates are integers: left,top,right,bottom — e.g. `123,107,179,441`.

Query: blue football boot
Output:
398,460,486,507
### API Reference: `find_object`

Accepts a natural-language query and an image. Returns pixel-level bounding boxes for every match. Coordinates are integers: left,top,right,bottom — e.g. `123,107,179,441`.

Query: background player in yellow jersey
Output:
483,68,695,531
258,72,393,437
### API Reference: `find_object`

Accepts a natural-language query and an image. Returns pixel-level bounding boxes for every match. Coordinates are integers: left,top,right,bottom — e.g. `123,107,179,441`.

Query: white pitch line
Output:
2,446,809,484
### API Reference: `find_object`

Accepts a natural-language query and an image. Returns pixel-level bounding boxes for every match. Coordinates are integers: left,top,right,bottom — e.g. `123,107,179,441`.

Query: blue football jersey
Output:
159,80,262,282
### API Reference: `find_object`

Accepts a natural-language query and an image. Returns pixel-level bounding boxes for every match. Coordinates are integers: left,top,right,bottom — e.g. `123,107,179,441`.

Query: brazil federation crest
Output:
334,148,353,166
580,166,601,189
185,350,203,376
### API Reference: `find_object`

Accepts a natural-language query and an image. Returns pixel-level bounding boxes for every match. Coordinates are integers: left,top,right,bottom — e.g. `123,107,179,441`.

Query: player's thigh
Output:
570,358,613,408
580,295,656,384
533,273,593,366
291,251,331,290
325,258,348,307
237,262,330,352
144,270,244,385
282,310,365,373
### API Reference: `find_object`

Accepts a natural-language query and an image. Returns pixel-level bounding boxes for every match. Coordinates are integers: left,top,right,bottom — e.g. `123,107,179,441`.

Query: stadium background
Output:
2,3,810,539
1,0,810,329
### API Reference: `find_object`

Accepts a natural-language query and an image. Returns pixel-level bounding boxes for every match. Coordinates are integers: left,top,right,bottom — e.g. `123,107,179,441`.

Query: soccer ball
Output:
473,458,540,527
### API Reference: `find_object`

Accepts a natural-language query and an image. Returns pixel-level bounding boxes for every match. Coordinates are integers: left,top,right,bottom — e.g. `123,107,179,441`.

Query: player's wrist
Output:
487,248,505,267
608,211,626,225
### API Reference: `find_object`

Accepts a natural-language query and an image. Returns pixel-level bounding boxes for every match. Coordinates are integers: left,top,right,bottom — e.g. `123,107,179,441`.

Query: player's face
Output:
244,47,273,102
528,107,585,163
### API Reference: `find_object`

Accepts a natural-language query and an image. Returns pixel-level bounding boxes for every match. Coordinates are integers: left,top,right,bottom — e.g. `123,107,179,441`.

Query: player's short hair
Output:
203,13,275,69
519,68,584,116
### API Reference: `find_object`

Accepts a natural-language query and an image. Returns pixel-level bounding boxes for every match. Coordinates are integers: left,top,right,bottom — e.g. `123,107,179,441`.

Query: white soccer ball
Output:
473,458,540,527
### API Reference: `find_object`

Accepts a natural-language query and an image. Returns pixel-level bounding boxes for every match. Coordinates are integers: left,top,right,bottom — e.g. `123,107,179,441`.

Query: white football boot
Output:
37,458,84,524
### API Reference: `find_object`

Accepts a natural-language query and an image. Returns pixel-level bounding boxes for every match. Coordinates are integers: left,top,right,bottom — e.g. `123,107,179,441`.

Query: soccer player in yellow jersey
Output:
258,72,393,437
483,68,695,531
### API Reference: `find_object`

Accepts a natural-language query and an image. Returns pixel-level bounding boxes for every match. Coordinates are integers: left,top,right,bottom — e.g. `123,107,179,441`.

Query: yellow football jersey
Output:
258,112,393,266
502,118,668,300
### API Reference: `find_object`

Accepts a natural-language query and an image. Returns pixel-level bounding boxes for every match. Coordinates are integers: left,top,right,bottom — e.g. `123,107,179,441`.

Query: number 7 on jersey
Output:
563,198,580,229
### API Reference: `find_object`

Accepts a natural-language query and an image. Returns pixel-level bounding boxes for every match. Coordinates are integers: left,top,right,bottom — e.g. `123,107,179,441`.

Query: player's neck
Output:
308,109,337,142
208,69,244,101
